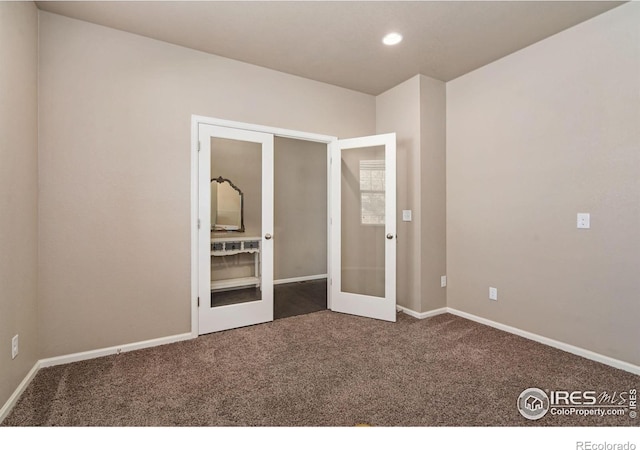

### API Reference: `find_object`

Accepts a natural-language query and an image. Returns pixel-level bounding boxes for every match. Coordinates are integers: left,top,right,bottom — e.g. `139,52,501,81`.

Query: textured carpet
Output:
2,312,638,426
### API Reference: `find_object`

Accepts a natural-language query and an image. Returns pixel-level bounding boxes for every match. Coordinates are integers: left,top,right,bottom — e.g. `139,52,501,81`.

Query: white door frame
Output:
190,115,337,336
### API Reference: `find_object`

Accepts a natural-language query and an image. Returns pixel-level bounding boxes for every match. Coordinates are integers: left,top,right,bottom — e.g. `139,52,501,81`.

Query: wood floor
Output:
210,279,327,320
273,279,327,319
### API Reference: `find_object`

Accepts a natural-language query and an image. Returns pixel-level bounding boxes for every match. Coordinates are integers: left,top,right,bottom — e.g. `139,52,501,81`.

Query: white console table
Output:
210,236,261,291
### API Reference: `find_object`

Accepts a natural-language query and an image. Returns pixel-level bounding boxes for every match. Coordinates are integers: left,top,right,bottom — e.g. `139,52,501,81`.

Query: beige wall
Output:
447,3,640,365
0,2,39,410
375,75,447,313
419,75,447,312
38,11,375,358
274,137,327,281
376,77,422,312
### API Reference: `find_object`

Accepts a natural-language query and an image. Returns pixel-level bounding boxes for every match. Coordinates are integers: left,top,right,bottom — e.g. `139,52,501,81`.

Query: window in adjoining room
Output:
359,159,385,225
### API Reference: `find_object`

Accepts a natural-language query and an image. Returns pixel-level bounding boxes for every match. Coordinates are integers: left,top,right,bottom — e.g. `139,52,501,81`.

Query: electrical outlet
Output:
577,213,590,229
489,287,498,301
441,276,447,287
11,335,19,359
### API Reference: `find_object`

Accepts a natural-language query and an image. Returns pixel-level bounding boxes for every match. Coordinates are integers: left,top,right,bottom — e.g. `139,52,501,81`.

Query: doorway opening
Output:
209,136,328,320
272,136,328,319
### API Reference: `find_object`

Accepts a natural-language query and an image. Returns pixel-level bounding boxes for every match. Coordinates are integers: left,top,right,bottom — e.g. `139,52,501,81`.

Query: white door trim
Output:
190,115,337,336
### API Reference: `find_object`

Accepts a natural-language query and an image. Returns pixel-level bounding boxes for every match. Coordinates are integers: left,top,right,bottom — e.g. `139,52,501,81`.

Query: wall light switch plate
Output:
402,210,412,222
11,335,18,359
441,276,447,288
577,213,590,229
489,287,498,301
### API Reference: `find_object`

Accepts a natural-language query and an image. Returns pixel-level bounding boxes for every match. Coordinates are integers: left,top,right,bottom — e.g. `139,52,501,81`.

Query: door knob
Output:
265,233,272,240
386,233,394,240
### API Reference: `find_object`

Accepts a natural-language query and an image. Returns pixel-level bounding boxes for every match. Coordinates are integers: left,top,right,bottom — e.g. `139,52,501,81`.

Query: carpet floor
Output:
2,312,638,426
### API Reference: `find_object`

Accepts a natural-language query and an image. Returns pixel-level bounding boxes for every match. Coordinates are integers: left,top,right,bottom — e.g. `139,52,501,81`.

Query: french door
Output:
329,133,397,322
198,124,274,334
195,118,396,334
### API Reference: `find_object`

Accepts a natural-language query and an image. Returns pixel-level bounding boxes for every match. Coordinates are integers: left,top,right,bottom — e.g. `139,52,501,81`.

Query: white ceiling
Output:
35,1,624,95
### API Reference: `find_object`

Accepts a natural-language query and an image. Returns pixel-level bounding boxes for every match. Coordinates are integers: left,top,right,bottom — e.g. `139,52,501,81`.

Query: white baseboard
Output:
273,274,327,285
397,305,447,319
39,332,193,368
397,304,639,375
0,361,40,423
446,308,640,376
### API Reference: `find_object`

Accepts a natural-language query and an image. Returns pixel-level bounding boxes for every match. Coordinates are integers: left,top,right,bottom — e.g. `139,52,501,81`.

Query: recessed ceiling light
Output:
382,32,403,46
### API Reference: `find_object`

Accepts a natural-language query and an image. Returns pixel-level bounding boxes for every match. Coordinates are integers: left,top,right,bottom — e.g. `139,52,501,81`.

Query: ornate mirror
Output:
211,176,244,232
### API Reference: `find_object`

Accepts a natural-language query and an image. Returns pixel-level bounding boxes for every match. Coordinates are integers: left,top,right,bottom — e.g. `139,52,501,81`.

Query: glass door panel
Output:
341,146,386,298
330,133,396,322
210,137,262,307
198,125,273,334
